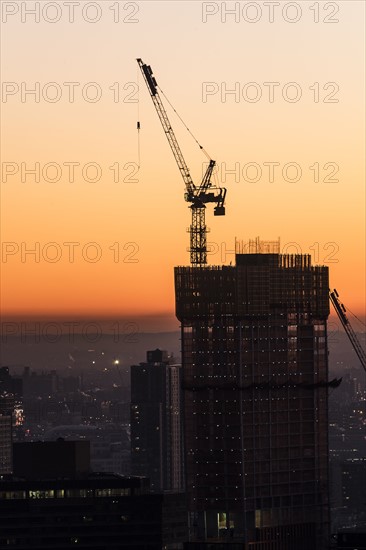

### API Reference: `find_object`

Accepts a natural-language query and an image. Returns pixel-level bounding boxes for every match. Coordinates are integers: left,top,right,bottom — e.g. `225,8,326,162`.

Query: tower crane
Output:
137,58,226,266
329,289,366,373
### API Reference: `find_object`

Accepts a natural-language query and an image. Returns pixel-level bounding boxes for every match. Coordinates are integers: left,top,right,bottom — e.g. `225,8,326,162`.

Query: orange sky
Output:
1,1,365,331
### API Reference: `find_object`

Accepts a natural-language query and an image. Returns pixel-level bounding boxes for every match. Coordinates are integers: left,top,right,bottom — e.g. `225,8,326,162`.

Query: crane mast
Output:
137,58,226,266
329,289,366,374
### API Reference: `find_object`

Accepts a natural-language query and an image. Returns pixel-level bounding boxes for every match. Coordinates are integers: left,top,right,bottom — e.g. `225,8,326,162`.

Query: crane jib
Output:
142,64,157,96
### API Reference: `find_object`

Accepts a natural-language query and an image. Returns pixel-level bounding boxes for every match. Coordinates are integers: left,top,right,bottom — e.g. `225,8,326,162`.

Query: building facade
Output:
0,394,14,475
0,475,187,549
175,245,330,549
13,440,90,479
130,350,184,492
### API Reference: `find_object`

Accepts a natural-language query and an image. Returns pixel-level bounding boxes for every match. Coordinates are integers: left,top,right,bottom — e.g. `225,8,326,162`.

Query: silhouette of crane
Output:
330,289,366,373
137,59,226,266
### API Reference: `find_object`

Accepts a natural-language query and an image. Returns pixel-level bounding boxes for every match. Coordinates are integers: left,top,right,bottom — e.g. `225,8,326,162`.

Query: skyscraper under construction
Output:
175,239,330,550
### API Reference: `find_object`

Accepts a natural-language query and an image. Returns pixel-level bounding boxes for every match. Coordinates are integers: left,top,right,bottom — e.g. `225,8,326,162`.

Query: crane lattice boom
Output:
330,289,366,373
137,58,226,266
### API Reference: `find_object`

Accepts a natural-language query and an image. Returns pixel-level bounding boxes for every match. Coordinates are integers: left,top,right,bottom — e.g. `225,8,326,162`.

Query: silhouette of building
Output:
0,367,23,433
336,529,366,549
0,368,22,399
0,474,187,549
41,425,131,476
0,393,14,474
175,240,331,549
130,349,184,492
13,439,90,479
341,458,366,525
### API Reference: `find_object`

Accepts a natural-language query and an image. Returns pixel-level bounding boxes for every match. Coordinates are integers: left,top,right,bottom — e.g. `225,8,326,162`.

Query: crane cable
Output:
137,65,141,168
158,86,212,161
347,306,366,330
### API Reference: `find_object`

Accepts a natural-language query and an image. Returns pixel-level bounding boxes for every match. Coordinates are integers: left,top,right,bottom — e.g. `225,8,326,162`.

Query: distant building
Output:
42,424,131,476
22,368,58,398
337,530,366,549
0,394,14,475
0,368,22,399
130,349,184,492
175,241,331,549
341,458,366,518
0,368,24,431
0,474,187,549
13,439,90,479
91,437,130,475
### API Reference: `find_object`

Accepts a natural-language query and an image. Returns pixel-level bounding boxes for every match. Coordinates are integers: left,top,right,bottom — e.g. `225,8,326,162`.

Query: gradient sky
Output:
1,1,365,330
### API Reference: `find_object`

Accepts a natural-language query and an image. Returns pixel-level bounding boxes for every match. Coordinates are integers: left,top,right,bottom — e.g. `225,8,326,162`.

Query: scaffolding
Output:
236,237,281,255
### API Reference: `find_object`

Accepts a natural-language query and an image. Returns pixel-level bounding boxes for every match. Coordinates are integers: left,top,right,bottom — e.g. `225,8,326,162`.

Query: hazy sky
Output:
1,0,365,330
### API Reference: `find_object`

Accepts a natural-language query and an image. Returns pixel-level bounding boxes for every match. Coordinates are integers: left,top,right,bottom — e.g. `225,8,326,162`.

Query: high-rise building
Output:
130,349,184,492
175,240,330,549
0,368,23,431
0,393,14,475
341,458,366,523
0,368,23,399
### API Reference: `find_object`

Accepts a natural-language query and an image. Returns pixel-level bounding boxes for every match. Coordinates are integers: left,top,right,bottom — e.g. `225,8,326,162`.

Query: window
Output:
29,490,54,499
